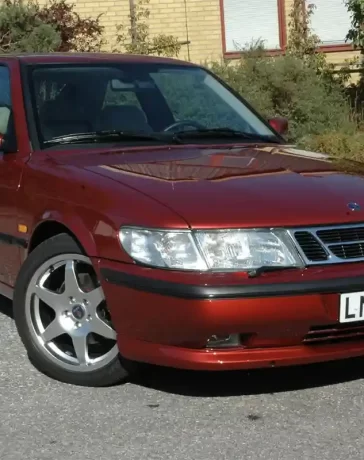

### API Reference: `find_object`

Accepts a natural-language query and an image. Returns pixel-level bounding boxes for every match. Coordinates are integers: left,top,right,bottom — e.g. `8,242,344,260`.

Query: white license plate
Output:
340,292,364,323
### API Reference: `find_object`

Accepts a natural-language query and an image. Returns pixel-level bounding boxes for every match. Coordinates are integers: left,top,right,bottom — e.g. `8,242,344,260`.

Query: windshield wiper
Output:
247,265,301,278
43,128,279,147
172,128,280,143
43,130,183,146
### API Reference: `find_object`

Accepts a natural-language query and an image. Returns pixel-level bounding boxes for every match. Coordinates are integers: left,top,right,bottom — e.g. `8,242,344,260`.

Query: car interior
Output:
33,68,176,140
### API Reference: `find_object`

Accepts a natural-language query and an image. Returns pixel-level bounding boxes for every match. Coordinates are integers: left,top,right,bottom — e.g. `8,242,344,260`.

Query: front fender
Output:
29,208,98,257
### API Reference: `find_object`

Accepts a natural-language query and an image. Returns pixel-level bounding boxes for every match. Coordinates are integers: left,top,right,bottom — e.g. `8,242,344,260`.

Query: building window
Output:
309,0,352,46
221,0,285,53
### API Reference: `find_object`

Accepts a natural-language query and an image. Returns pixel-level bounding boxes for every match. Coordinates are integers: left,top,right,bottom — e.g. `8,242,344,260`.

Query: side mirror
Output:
268,117,288,136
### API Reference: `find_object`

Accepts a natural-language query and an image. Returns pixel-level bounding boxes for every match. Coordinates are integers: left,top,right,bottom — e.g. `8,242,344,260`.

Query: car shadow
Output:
132,357,364,397
0,296,13,319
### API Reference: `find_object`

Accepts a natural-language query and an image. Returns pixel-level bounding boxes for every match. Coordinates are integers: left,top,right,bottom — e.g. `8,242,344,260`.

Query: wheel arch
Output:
27,215,97,257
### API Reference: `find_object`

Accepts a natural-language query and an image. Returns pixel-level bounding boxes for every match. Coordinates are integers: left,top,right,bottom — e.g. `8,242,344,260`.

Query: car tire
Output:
13,233,130,387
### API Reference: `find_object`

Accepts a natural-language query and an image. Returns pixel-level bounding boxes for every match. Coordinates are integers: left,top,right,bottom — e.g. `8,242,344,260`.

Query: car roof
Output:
0,52,197,66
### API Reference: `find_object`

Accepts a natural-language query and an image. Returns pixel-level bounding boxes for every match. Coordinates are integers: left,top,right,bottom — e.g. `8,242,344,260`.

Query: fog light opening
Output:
206,334,240,349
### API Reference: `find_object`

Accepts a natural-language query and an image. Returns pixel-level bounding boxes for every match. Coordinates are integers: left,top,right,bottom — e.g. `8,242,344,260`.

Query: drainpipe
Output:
183,0,191,60
129,0,137,44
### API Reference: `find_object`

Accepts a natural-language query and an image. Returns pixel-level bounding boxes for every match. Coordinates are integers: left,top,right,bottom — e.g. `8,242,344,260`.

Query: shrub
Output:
206,0,356,148
301,131,364,162
204,0,364,160
37,0,104,52
0,0,61,53
209,52,355,143
0,0,104,54
345,0,364,51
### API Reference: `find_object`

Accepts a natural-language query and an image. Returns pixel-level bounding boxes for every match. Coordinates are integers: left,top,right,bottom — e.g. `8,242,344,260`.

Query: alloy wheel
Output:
24,254,118,372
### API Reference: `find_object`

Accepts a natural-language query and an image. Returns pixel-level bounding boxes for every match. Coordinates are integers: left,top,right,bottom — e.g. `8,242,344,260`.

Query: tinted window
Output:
0,66,11,105
0,66,12,135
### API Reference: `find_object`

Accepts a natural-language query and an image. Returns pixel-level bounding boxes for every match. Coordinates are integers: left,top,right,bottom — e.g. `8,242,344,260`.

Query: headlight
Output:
119,228,207,270
119,227,302,271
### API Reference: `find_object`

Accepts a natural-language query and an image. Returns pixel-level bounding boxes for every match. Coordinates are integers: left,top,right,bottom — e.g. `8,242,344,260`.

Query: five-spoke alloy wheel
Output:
26,254,118,371
13,234,129,386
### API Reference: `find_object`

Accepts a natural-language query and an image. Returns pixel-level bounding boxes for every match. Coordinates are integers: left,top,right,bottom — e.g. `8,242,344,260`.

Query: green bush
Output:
300,131,364,162
209,53,356,144
0,0,104,53
0,0,61,53
202,0,364,161
37,0,104,52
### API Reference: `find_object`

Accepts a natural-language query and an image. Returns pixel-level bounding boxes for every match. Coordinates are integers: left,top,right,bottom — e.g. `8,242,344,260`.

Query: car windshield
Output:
26,63,279,147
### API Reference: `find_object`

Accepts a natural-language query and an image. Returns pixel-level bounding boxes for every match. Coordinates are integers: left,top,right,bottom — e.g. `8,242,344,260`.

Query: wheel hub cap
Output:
71,304,86,320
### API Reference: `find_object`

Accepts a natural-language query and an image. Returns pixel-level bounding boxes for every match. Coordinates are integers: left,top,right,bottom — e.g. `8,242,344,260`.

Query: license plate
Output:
340,292,364,323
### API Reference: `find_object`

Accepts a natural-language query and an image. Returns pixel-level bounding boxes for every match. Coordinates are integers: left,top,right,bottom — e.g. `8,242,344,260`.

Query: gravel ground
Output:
1,296,364,460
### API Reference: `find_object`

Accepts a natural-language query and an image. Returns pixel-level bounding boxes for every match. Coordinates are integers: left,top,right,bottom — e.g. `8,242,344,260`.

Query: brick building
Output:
69,0,358,67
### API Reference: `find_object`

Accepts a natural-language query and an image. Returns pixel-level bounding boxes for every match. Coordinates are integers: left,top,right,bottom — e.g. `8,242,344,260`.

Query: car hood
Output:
50,144,364,228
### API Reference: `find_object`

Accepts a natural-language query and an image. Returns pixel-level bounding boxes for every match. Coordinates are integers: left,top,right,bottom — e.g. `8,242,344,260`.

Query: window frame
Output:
21,61,283,150
219,0,287,59
304,0,353,53
220,0,354,60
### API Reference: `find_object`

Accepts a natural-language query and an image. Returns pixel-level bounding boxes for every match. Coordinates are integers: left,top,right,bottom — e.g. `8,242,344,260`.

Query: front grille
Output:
329,242,364,259
294,231,328,261
317,227,364,244
303,323,364,345
289,224,364,265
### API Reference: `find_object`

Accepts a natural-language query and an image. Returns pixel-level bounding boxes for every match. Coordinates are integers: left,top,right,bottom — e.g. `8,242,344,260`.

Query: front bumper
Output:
96,259,364,371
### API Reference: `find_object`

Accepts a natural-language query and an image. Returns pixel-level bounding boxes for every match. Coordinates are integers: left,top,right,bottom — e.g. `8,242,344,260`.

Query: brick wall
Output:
75,0,130,50
53,0,358,67
147,0,222,62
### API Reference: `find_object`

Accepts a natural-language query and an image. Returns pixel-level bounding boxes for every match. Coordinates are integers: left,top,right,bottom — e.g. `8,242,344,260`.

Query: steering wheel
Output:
163,120,205,133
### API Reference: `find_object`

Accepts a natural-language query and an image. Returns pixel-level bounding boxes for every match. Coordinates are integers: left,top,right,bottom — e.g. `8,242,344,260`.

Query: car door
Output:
0,59,31,288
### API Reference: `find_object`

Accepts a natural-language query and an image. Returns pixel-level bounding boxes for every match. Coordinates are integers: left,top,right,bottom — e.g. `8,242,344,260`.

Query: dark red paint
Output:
1,53,364,372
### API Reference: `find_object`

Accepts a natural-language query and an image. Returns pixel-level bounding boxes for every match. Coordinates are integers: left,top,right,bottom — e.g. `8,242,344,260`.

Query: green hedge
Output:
208,53,361,159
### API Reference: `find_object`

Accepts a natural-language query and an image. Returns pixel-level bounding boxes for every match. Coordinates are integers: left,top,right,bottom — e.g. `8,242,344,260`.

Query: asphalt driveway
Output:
1,296,364,460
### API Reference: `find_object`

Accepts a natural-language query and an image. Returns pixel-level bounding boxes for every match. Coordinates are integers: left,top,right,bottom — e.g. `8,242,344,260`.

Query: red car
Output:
1,52,364,386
